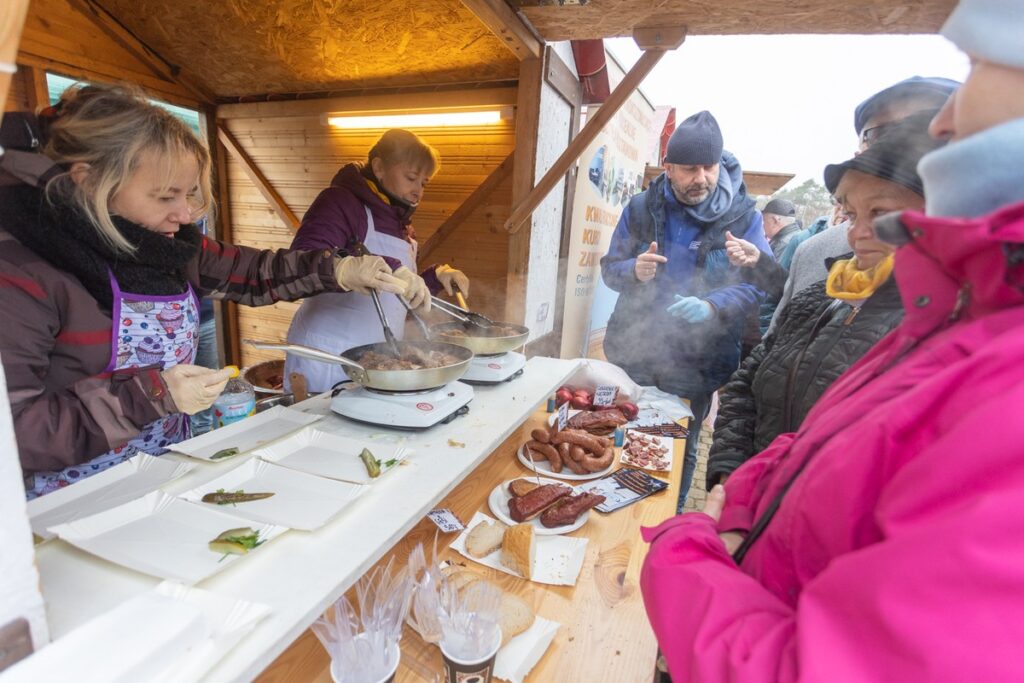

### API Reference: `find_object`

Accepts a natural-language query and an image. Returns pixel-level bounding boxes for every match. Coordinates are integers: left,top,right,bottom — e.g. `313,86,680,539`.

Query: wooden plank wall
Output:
222,111,517,366
15,0,198,107
5,67,31,111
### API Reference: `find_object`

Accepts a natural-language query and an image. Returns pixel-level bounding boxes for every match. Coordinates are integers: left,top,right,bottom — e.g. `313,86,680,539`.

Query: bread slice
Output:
508,478,541,498
500,523,535,579
499,593,535,644
466,520,507,558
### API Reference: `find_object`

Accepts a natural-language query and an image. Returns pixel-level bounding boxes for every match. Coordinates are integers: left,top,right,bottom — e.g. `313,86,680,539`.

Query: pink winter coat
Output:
641,200,1024,682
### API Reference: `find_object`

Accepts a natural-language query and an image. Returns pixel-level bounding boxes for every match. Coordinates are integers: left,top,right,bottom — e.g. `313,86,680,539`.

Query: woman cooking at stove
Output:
284,129,471,393
0,84,408,498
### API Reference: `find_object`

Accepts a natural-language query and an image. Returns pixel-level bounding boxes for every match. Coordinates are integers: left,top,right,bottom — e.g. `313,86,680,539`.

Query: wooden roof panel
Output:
98,0,519,98
516,0,956,41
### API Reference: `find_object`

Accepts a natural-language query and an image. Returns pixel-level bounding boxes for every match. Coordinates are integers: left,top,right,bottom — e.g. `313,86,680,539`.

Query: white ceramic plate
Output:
170,406,322,461
177,459,366,531
27,454,194,540
250,428,405,484
487,477,587,535
516,444,615,481
48,491,288,584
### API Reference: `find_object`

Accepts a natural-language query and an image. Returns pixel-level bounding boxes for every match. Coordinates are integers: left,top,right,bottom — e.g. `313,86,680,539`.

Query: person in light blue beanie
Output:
918,0,1024,217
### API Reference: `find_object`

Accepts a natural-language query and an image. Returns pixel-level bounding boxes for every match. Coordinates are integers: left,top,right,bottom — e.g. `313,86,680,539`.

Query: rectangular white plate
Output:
177,459,366,531
250,428,405,484
169,406,322,461
149,581,271,683
450,512,588,587
47,492,288,584
27,454,195,540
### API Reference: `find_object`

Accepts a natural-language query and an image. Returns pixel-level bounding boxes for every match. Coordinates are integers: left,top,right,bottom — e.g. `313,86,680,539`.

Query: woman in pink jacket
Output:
640,1,1024,680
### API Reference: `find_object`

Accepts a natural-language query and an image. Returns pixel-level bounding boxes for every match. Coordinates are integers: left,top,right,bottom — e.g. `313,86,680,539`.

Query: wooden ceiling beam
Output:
460,0,543,61
505,29,684,233
216,123,300,232
419,152,514,263
65,0,216,104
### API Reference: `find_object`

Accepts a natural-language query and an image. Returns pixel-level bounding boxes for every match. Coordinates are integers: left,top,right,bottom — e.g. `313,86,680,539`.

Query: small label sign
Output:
557,401,570,431
427,508,465,533
594,385,619,407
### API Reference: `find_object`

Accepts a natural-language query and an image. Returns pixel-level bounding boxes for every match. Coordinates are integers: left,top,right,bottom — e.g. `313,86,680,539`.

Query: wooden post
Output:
208,110,242,365
0,1,31,119
505,57,544,323
419,153,514,263
216,122,301,232
459,0,543,61
504,46,674,234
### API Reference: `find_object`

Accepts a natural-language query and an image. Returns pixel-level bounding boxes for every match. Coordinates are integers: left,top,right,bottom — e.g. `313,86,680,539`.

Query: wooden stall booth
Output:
0,0,958,681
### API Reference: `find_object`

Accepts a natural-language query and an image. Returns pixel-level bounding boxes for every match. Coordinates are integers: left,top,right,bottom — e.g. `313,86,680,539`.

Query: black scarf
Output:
0,183,200,312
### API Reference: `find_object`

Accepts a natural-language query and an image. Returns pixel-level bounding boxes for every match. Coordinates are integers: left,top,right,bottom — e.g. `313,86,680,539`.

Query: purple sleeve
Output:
290,187,366,252
420,265,442,294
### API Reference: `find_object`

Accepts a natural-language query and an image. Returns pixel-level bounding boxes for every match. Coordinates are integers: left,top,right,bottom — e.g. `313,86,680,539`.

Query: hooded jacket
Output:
639,200,1024,682
291,163,441,290
600,157,768,397
708,263,904,487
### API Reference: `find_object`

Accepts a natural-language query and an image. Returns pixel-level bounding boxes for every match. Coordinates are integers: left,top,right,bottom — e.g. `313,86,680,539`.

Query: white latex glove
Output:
161,365,232,415
334,255,406,295
724,231,762,268
393,266,431,312
435,264,470,297
634,241,669,282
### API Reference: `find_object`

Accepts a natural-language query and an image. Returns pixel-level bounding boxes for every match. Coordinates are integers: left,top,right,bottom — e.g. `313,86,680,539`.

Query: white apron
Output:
285,206,416,393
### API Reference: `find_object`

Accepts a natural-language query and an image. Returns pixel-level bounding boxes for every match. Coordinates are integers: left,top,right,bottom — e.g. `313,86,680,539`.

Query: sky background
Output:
606,34,969,190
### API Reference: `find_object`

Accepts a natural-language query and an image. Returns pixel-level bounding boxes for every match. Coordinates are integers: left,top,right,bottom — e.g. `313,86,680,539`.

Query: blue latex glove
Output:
666,295,713,322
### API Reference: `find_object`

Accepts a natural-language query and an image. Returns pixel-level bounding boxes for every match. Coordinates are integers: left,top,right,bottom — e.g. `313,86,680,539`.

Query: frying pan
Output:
429,321,530,356
245,339,473,392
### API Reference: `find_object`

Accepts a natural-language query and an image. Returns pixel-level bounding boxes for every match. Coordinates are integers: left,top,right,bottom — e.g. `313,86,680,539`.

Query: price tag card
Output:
557,401,570,431
593,385,619,407
427,508,465,533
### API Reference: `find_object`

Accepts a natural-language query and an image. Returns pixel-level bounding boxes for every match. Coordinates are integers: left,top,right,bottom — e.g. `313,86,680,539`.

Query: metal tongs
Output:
351,241,433,344
430,296,495,330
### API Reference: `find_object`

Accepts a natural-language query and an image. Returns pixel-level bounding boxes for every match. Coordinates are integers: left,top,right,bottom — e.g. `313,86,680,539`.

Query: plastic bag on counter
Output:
635,386,694,423
564,359,644,401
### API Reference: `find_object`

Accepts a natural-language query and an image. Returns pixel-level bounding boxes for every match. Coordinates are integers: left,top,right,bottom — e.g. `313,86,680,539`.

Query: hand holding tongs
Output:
351,241,432,343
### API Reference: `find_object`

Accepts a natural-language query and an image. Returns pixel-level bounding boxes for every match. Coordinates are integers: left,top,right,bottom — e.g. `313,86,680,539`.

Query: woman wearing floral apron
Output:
0,84,410,498
285,129,471,393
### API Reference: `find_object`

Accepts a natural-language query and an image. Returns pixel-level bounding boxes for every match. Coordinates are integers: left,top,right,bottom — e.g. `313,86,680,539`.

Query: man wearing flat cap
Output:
761,198,803,261
601,110,770,509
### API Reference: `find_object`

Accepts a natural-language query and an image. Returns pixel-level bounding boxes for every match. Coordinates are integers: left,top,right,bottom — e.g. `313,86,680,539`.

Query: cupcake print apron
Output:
285,206,416,393
27,271,200,499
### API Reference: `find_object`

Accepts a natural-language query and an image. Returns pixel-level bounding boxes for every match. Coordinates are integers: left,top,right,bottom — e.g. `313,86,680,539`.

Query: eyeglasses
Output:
859,122,893,147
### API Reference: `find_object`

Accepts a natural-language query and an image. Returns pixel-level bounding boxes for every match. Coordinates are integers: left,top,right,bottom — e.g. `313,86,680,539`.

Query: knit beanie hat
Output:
665,111,723,165
824,110,947,197
941,0,1024,70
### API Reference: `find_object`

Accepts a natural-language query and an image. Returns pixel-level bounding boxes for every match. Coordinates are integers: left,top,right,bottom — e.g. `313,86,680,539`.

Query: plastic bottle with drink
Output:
213,373,256,428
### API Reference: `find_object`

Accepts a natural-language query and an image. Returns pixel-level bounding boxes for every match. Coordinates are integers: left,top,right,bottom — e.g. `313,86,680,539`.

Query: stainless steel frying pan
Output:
245,340,473,392
428,322,530,356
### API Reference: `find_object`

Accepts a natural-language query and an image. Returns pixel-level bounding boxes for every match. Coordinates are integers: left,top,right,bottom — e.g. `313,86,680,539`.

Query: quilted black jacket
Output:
707,268,904,487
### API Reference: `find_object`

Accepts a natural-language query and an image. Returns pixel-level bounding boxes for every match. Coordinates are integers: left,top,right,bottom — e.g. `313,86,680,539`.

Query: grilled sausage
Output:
525,440,560,473
569,445,586,463
508,483,572,522
558,442,587,474
531,427,552,444
551,429,610,453
582,445,615,473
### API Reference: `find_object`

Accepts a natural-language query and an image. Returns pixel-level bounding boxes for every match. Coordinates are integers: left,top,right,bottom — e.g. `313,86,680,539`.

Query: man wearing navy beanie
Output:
601,110,771,510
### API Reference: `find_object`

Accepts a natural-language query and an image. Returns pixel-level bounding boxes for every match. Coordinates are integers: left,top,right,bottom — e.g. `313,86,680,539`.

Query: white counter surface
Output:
33,356,579,682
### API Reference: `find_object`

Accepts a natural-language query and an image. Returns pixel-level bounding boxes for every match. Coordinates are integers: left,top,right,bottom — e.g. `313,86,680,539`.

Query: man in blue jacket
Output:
600,110,770,510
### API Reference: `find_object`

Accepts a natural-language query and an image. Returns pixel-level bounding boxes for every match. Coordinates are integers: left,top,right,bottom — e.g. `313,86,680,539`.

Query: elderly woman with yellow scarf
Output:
706,111,945,486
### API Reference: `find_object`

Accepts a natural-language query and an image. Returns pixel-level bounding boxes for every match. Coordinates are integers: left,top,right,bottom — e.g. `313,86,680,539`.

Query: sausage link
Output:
531,427,551,444
582,445,615,473
551,429,607,453
569,445,586,463
525,440,559,471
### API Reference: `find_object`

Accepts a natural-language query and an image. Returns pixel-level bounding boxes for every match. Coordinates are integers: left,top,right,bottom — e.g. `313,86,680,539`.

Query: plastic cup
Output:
440,625,502,683
330,638,400,683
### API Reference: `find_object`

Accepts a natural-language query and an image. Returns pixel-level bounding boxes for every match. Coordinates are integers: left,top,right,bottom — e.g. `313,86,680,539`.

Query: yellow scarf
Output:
825,254,895,300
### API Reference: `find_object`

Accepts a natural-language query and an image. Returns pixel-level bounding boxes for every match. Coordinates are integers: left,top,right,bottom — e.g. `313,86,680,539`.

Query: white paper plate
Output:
48,491,288,584
516,444,615,481
27,454,195,540
487,478,587,535
177,459,365,531
450,512,588,587
250,428,405,484
170,406,322,461
149,582,271,683
619,430,674,473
